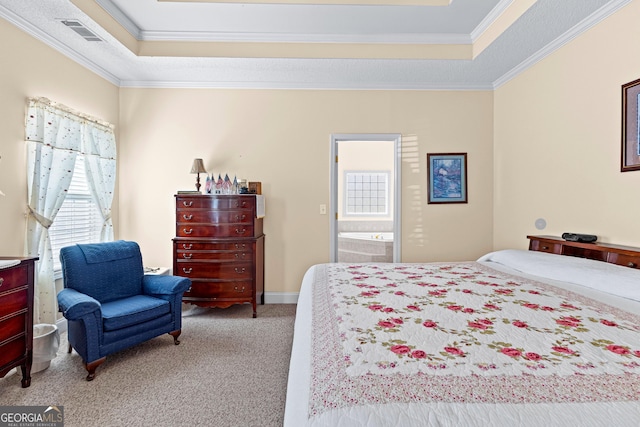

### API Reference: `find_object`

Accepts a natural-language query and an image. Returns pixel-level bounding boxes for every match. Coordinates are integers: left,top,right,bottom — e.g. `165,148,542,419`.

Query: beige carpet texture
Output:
1,304,297,427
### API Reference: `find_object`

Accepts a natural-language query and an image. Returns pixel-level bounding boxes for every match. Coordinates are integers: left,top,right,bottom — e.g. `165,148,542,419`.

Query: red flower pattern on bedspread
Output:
309,263,640,417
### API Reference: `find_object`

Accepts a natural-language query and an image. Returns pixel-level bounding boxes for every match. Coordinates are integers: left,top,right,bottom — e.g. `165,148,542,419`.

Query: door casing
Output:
330,133,402,262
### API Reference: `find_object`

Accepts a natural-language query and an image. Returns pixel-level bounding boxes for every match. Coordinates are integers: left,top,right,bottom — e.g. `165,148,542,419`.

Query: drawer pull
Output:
182,253,193,259
182,214,193,220
235,244,246,249
628,262,637,268
182,201,193,207
541,246,549,250
186,287,192,293
234,267,246,274
235,228,246,235
183,243,193,250
0,277,3,287
234,286,245,293
235,214,246,221
234,253,247,259
182,267,193,274
183,228,193,235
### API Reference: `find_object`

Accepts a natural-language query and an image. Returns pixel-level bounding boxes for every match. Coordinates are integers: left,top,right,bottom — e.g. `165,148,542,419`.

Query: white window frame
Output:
49,155,102,277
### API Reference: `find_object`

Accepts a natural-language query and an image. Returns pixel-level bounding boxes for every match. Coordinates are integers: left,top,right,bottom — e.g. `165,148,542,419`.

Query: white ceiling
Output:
0,0,628,90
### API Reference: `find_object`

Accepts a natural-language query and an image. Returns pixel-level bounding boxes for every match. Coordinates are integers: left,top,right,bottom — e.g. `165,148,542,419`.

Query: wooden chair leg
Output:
68,342,72,353
169,330,181,345
84,357,106,381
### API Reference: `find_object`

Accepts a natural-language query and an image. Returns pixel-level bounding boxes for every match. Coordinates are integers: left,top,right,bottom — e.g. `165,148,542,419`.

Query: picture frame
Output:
427,153,468,204
621,78,640,172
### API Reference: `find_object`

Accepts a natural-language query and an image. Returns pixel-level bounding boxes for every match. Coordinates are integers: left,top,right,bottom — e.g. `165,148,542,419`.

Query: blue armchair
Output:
57,240,191,381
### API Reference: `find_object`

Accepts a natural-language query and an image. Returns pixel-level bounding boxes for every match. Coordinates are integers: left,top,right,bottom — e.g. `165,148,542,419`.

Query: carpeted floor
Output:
1,304,297,427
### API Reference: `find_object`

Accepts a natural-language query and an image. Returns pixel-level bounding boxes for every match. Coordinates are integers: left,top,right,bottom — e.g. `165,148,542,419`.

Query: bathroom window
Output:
344,171,389,216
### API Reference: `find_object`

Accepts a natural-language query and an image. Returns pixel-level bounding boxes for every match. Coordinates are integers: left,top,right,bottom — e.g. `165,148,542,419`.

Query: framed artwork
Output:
621,78,640,172
427,153,467,204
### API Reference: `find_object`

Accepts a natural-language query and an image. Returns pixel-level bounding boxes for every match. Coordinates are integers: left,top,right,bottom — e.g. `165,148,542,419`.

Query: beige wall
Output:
119,89,494,294
0,19,119,257
494,1,640,250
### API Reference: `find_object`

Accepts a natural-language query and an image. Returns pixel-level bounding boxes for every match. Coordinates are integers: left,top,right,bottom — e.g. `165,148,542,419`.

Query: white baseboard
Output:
264,292,299,304
56,317,68,334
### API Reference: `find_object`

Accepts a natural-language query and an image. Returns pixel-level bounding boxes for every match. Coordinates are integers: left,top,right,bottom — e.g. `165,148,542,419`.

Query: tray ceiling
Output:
0,0,628,89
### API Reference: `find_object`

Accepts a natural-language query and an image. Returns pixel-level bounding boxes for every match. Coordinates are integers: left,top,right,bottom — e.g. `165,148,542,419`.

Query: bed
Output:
284,237,640,426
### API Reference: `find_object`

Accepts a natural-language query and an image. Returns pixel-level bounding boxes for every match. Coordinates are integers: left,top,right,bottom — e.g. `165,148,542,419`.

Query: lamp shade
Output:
190,158,207,174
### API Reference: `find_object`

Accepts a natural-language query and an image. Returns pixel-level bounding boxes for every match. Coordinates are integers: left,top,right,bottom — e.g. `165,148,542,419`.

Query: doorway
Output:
330,134,401,263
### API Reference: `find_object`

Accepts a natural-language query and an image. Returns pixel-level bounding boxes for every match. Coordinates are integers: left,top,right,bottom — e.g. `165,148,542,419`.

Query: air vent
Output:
60,20,102,42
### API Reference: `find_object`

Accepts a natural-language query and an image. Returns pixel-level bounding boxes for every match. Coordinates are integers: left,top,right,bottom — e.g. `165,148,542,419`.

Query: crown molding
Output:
139,30,471,44
95,0,141,39
470,0,513,42
493,0,632,89
0,4,121,86
118,79,493,91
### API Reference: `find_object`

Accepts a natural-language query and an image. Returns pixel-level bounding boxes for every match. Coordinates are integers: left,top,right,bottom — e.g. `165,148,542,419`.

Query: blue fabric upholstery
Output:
60,240,144,303
101,295,170,331
58,240,191,379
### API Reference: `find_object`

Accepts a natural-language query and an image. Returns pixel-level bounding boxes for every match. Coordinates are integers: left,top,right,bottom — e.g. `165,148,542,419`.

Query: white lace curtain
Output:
25,97,116,324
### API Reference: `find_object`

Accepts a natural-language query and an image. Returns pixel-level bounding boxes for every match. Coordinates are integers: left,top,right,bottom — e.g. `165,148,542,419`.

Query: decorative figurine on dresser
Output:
173,194,265,318
0,257,38,387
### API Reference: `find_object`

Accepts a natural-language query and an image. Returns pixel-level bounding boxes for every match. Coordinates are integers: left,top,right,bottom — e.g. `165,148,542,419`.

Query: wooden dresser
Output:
173,194,264,318
527,235,640,269
0,257,37,387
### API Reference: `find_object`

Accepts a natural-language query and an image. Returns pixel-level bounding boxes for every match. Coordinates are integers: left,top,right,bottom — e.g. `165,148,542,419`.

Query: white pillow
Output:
478,249,640,302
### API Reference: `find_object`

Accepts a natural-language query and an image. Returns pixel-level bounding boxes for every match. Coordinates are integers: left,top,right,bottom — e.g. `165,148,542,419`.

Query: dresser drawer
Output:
0,313,27,343
0,265,27,293
607,253,640,269
175,241,252,252
529,239,561,254
0,336,26,369
176,224,255,238
185,281,253,299
177,210,253,224
176,250,253,262
176,262,253,279
177,196,255,211
0,288,28,319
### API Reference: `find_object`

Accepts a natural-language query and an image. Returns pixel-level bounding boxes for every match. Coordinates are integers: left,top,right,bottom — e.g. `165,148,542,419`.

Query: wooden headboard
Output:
527,235,640,270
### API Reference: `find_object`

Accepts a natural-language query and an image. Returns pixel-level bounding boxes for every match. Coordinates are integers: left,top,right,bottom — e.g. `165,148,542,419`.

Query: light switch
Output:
319,204,327,215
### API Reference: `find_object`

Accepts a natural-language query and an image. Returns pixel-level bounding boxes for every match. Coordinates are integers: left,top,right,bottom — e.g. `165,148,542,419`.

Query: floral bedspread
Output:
309,263,640,417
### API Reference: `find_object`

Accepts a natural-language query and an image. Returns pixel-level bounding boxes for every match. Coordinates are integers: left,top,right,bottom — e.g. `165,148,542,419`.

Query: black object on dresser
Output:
173,194,265,318
0,257,38,387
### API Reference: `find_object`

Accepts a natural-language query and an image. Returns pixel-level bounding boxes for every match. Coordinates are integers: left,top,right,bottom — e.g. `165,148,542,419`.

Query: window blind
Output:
49,155,102,272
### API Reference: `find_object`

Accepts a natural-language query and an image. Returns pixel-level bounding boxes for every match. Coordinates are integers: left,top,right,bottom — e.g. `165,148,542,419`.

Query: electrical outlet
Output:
319,204,327,215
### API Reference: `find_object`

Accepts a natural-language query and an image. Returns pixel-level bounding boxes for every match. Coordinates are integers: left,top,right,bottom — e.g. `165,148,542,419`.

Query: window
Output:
344,171,389,215
49,155,102,273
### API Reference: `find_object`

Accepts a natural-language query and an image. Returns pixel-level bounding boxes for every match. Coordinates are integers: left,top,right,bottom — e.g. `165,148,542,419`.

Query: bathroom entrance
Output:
330,134,401,263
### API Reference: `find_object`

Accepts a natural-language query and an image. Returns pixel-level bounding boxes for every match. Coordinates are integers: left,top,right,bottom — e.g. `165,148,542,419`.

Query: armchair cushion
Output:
101,295,170,331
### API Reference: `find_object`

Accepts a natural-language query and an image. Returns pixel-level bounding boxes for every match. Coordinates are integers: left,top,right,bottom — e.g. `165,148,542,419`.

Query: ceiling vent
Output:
60,20,102,42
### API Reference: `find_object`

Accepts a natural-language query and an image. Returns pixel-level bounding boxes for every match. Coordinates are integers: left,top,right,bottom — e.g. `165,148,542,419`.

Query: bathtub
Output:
338,232,394,262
